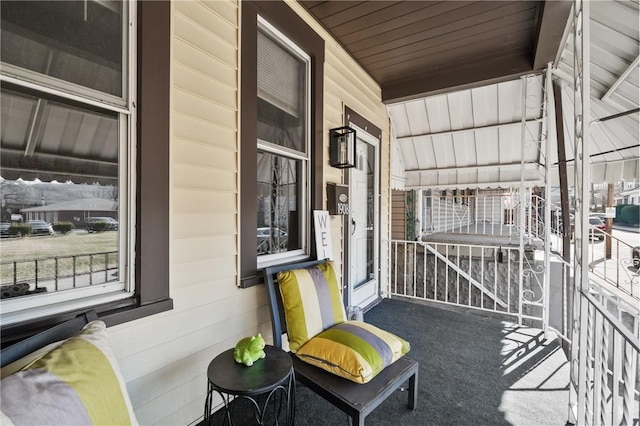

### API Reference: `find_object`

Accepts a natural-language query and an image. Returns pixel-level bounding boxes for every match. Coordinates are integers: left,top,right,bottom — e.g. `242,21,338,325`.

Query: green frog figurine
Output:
233,333,266,367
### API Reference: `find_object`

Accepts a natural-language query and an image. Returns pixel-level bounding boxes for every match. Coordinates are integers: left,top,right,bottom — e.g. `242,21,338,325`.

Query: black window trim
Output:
239,1,324,288
1,0,172,346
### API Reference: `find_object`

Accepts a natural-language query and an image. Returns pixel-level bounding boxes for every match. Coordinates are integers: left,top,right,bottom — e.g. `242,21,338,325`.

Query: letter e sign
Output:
313,210,334,261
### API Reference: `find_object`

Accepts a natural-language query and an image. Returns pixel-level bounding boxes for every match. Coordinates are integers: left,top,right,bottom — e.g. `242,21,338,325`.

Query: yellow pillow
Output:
296,321,410,384
277,262,346,352
0,321,138,425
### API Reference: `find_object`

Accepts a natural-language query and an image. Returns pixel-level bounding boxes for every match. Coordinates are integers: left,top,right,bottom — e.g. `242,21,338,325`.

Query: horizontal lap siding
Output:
107,1,392,425
108,2,247,425
391,190,407,240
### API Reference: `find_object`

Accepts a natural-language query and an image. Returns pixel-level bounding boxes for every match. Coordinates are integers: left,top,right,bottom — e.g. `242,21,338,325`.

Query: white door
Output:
348,129,379,309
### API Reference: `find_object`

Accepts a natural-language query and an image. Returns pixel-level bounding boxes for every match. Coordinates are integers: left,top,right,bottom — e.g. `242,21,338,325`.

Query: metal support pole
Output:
519,74,528,326
553,79,572,357
543,64,553,338
415,189,423,241
605,184,613,259
569,1,591,423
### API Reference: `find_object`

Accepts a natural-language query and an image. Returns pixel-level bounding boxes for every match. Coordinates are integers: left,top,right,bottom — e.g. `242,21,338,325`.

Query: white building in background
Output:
616,185,640,205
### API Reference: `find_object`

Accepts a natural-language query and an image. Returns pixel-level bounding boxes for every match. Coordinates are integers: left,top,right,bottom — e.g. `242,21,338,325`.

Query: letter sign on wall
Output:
314,210,334,260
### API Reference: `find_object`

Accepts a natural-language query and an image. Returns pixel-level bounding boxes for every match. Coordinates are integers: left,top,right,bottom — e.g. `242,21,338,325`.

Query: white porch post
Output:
568,0,591,424
518,74,528,326
543,64,553,339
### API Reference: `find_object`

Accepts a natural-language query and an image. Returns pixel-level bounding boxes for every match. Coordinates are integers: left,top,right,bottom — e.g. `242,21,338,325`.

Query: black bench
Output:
264,259,419,426
1,311,97,368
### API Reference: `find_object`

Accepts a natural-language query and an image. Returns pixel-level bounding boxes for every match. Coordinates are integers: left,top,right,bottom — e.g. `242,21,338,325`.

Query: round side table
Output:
204,345,295,425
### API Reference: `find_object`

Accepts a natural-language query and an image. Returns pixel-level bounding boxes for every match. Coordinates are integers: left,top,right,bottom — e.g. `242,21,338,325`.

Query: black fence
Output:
1,251,118,298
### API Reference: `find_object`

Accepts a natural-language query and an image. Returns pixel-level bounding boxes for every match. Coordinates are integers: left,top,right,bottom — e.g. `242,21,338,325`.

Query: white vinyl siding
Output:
106,1,392,425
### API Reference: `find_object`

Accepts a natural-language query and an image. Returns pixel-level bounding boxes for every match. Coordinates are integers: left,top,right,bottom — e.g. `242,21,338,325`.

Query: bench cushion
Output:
0,321,138,426
277,262,346,352
295,321,410,384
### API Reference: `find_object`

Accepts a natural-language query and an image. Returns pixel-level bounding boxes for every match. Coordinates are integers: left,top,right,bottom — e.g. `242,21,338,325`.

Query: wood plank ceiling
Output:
300,1,572,103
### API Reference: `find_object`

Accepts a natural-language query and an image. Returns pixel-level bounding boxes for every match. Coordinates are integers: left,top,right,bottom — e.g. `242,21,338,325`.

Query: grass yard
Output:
0,232,118,286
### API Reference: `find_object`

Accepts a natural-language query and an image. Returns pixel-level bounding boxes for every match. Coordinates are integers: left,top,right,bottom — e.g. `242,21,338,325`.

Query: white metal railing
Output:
420,189,547,242
547,224,639,300
588,230,639,300
389,240,546,325
567,3,640,424
572,283,640,425
389,240,639,425
422,190,516,236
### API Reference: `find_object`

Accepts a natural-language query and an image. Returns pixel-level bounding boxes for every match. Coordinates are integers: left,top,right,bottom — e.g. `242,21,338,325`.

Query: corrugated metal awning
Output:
388,0,638,190
550,0,639,186
388,76,547,190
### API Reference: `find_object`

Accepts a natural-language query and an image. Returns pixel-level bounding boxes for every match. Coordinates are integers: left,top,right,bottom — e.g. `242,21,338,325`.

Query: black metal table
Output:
204,345,295,425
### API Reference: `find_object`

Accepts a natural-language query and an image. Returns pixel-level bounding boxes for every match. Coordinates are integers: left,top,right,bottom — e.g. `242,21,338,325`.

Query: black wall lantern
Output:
329,126,356,168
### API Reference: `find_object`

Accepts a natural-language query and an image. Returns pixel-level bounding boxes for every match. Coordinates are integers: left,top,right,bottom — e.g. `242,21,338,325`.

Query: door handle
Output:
351,218,356,235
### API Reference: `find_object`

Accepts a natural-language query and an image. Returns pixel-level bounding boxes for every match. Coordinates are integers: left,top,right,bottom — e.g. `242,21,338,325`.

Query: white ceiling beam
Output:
601,54,639,103
396,118,543,142
405,162,541,175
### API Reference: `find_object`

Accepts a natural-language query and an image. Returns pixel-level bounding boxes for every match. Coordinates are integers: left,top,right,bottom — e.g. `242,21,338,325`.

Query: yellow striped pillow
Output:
277,262,346,352
296,321,411,384
0,321,138,425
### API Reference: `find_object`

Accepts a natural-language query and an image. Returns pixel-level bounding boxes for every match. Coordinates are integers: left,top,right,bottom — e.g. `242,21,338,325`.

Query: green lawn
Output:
0,232,118,285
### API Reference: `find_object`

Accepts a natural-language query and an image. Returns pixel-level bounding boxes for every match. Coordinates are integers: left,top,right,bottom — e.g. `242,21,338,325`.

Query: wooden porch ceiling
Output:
300,1,572,103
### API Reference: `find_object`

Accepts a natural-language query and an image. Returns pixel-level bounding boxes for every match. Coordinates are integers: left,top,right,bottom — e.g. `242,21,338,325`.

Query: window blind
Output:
257,30,304,118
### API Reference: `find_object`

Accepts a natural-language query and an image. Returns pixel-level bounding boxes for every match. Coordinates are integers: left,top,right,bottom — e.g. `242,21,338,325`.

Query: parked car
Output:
633,246,640,269
257,227,288,254
566,216,606,240
0,223,10,238
27,220,54,235
588,216,606,240
86,217,118,232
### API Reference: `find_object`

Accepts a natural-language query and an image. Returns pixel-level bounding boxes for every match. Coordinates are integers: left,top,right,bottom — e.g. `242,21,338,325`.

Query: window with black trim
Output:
240,1,324,288
0,0,170,337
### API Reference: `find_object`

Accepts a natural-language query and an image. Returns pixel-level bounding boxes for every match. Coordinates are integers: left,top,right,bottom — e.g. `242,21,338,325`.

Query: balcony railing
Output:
420,189,544,242
588,230,639,300
390,240,545,325
390,238,639,426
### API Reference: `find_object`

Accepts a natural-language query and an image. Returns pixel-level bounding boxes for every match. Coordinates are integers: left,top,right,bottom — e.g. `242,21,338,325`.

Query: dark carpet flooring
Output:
210,298,569,425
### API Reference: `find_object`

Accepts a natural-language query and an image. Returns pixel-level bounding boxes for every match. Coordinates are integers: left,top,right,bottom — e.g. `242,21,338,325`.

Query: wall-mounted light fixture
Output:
329,126,356,168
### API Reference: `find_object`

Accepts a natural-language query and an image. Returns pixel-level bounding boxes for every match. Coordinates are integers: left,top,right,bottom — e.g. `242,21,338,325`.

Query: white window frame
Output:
0,0,137,326
256,16,311,269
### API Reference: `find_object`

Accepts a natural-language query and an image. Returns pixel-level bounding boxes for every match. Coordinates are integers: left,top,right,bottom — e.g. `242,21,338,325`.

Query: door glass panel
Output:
352,139,375,288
